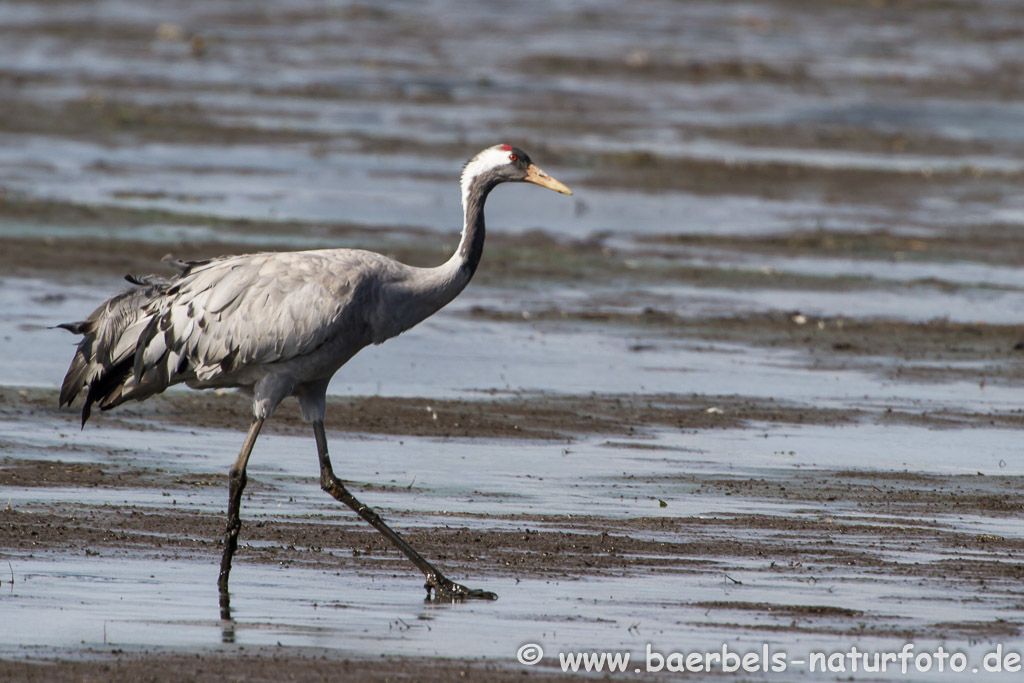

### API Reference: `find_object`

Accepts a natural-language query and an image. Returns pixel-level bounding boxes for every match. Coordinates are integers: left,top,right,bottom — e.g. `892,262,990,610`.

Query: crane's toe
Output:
425,576,498,602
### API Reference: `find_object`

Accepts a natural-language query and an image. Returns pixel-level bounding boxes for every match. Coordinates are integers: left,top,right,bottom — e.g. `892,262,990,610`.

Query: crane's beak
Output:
524,164,573,195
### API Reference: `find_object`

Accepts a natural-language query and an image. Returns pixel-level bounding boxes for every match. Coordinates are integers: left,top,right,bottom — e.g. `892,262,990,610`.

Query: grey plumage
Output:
60,249,417,423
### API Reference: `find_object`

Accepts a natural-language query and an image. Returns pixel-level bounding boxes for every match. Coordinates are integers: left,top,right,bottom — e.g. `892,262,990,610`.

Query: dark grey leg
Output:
313,420,496,602
218,417,264,620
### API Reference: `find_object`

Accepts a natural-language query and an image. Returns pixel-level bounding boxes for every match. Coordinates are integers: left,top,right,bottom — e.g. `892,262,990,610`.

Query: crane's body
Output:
58,145,571,614
61,247,471,424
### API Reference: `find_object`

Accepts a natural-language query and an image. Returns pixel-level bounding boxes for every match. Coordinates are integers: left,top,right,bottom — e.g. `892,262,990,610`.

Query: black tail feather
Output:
58,277,170,425
80,357,134,427
56,321,89,335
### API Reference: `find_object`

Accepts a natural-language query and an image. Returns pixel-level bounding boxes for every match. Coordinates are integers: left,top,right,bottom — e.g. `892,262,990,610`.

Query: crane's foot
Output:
425,574,498,602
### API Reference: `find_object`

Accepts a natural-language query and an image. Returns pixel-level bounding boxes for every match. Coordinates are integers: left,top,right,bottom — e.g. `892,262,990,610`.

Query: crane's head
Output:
461,144,572,202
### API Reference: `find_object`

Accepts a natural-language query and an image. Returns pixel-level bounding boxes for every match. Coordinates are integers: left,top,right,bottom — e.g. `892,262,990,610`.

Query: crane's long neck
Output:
382,174,496,340
452,173,494,280
427,173,496,298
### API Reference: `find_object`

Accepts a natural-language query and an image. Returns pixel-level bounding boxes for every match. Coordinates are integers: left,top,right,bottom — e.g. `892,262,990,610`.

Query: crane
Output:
58,145,572,617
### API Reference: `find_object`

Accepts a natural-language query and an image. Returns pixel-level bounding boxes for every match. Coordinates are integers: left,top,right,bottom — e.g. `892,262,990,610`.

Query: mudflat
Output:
2,0,1024,680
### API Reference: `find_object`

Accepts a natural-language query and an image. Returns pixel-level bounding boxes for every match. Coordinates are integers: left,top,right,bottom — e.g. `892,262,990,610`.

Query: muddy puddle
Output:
3,0,1024,680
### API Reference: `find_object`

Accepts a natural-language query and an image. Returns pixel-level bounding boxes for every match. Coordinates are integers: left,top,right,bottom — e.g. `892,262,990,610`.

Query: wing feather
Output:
60,248,386,423
149,251,374,381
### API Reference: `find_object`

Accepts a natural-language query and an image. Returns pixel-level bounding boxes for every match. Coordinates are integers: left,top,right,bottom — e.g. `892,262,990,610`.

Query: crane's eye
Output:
509,153,518,162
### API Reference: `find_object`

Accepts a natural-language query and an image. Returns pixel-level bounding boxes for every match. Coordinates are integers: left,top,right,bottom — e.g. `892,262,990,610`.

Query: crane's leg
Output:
218,417,264,620
313,420,496,602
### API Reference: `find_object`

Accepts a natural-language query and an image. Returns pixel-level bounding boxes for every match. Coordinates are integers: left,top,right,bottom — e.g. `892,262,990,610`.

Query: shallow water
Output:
5,553,1022,682
4,414,1024,681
